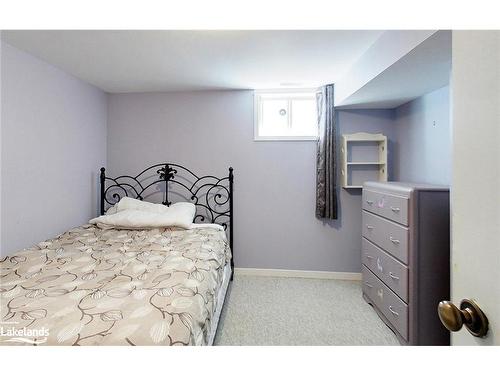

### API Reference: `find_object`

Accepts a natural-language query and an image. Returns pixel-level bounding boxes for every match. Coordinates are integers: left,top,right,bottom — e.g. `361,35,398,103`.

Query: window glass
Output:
290,98,317,136
255,90,318,140
260,99,289,136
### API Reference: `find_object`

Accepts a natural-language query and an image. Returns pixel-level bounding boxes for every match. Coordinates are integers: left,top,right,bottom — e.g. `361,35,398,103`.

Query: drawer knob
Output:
389,236,400,244
366,200,374,205
389,306,399,316
365,255,374,260
389,272,400,280
364,282,373,288
437,299,489,338
390,206,400,212
366,225,374,230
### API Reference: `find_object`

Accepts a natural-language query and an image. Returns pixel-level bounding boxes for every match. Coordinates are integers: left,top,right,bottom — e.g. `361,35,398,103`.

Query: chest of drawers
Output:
361,182,450,345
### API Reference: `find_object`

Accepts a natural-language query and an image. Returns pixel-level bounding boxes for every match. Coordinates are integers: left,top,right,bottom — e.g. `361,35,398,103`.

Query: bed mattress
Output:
208,262,231,345
0,224,231,346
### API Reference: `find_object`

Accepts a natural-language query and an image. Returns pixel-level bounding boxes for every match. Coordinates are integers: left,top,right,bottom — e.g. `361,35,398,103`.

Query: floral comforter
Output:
0,225,231,345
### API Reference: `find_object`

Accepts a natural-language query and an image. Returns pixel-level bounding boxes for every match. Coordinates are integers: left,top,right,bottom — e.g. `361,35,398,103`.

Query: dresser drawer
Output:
362,211,409,264
362,265,408,340
362,238,409,302
362,189,409,226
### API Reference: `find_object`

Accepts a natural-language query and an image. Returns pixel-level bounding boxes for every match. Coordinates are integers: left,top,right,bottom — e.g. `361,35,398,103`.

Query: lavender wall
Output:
0,41,449,269
393,86,451,185
107,90,396,272
0,42,107,256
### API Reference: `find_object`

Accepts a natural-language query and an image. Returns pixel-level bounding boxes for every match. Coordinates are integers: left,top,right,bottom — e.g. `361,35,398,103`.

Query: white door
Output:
450,31,500,345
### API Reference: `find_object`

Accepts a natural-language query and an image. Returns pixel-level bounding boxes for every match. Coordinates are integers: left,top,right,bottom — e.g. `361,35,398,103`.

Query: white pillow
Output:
189,223,225,231
105,205,118,215
105,197,166,215
90,202,196,229
115,197,171,214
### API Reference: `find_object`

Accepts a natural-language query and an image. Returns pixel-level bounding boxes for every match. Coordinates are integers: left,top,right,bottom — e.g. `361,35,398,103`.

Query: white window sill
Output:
254,136,318,142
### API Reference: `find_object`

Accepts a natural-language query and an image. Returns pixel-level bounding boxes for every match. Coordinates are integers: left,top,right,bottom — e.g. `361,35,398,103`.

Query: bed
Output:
0,163,234,346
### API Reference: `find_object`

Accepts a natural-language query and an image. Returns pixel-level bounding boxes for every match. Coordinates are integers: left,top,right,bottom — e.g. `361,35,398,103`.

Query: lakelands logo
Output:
0,322,49,344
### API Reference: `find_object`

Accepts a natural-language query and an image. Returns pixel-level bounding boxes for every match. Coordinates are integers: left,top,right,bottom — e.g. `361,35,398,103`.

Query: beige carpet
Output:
214,275,400,345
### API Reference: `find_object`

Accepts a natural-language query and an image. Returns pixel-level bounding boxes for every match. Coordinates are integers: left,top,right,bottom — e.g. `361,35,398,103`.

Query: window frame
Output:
253,88,319,141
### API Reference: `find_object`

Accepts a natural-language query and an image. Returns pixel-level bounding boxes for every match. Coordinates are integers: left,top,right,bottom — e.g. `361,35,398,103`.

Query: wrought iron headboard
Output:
99,163,234,274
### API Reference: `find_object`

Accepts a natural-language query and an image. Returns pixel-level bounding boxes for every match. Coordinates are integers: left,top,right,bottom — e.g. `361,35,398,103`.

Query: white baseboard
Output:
234,267,362,281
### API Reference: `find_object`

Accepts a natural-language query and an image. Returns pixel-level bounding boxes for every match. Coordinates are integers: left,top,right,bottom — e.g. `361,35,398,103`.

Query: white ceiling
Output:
2,30,383,93
335,31,451,109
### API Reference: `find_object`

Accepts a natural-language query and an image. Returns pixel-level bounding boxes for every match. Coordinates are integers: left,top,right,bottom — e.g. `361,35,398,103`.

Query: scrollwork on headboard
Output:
99,163,234,274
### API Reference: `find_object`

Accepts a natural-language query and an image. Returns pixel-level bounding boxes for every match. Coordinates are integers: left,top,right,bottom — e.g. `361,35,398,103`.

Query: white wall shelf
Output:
341,132,388,189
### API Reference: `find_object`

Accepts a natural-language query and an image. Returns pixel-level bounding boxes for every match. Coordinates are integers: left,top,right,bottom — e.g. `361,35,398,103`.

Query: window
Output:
254,89,319,141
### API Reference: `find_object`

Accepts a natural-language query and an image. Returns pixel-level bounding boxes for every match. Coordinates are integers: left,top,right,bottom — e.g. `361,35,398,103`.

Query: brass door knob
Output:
437,299,489,338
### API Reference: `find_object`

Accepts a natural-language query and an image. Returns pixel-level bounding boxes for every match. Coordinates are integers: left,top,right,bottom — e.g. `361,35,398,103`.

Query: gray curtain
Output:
315,84,338,220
